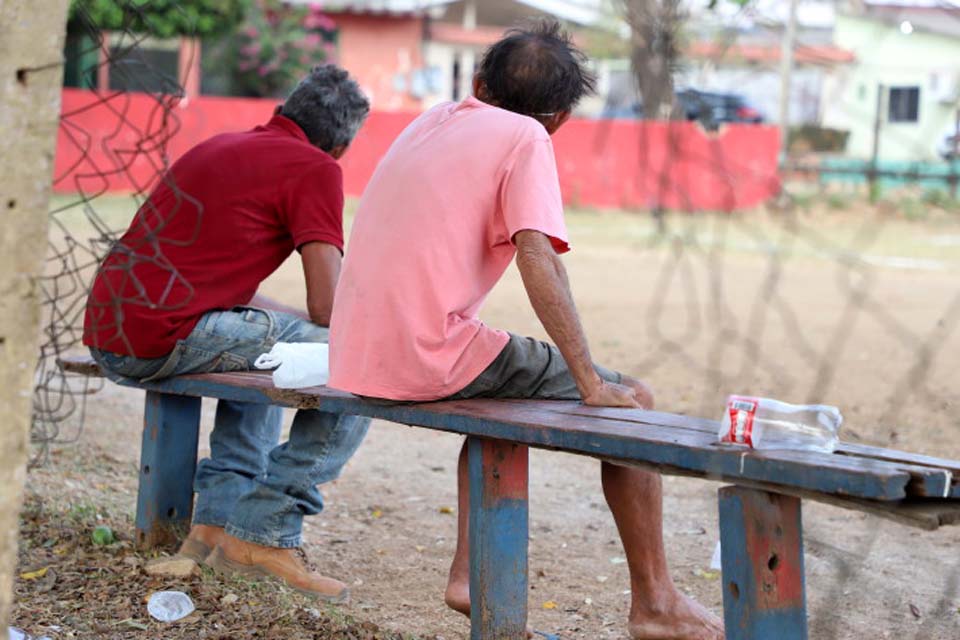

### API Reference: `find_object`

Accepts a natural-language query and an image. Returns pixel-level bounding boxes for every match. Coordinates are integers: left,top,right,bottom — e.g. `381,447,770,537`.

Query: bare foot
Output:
443,578,470,616
444,579,535,638
628,592,724,640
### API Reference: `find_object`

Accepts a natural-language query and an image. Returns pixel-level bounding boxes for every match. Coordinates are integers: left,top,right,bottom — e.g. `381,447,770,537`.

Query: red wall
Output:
54,89,780,211
335,14,425,112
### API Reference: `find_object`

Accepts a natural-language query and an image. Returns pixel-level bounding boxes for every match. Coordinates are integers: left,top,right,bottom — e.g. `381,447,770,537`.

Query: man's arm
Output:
300,241,342,326
248,294,310,322
514,230,640,408
247,242,341,326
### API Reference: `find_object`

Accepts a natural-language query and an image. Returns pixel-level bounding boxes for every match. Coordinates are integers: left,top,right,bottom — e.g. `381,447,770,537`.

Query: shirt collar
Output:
459,95,487,111
263,114,310,143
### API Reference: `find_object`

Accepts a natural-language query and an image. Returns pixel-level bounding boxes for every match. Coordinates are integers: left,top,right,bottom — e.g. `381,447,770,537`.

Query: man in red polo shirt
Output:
84,65,369,602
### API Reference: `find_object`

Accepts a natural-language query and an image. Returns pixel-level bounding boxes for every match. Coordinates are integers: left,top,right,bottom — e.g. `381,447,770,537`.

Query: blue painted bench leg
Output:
718,486,808,640
468,437,529,640
136,391,202,549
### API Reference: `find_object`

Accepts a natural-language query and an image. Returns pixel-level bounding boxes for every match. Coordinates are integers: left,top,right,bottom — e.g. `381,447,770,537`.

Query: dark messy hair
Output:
476,19,597,118
281,64,370,152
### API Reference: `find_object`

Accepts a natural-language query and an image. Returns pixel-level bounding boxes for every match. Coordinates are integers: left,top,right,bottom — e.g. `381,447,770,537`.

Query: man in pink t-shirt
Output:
330,21,722,640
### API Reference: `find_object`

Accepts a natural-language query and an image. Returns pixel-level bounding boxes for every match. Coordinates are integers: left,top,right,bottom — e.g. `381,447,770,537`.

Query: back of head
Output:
476,19,596,118
281,65,370,153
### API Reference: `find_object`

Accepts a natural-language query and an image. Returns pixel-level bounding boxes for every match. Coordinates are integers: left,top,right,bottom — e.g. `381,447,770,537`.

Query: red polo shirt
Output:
83,115,344,358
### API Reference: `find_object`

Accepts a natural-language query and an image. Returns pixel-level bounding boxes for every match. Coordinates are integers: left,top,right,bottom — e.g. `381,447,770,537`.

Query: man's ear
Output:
473,75,490,103
544,111,572,135
329,144,349,160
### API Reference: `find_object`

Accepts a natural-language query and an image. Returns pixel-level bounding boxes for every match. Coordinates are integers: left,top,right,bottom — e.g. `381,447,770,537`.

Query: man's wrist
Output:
577,370,604,398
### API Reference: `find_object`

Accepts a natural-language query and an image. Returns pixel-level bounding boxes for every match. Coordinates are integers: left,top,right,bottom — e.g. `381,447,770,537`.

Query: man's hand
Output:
582,376,655,410
582,380,641,408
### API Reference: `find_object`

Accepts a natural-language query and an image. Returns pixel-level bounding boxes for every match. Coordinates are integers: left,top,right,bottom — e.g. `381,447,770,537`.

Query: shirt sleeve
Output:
280,160,345,253
499,137,570,254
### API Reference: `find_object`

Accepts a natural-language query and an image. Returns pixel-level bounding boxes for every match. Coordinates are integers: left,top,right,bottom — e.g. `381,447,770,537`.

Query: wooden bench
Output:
60,355,960,640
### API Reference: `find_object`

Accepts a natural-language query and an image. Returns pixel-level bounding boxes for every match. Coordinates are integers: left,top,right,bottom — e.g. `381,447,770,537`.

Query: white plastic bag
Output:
8,628,52,640
147,591,195,622
254,342,329,389
710,541,722,571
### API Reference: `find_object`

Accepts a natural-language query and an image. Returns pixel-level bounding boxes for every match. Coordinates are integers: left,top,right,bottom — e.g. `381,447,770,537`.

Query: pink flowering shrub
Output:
226,0,337,97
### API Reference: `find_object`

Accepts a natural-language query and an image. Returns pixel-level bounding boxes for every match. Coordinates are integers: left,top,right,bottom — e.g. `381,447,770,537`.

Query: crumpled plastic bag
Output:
147,591,196,622
254,342,329,389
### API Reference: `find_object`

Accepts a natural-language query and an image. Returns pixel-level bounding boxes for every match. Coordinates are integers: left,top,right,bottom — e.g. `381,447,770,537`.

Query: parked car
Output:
936,128,959,160
676,89,764,130
600,89,764,131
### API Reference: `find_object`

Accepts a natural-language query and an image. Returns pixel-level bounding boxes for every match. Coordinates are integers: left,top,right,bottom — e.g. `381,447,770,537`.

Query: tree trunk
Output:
621,0,685,120
0,0,70,634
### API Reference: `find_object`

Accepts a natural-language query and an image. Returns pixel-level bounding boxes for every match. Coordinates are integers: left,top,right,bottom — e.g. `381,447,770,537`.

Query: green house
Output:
820,3,960,163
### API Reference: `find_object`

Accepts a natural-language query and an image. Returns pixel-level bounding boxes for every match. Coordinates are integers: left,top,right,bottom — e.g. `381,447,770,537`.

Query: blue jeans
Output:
90,306,370,548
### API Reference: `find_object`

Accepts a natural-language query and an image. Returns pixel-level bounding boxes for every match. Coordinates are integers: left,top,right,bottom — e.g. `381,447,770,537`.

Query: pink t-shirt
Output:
329,97,569,400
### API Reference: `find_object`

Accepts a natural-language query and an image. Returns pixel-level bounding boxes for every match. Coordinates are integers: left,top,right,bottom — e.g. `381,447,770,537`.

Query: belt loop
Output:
141,342,186,383
242,305,279,348
254,307,278,347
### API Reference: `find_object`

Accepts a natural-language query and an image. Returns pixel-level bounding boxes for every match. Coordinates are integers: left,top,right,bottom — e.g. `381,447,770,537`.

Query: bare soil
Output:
16,204,960,639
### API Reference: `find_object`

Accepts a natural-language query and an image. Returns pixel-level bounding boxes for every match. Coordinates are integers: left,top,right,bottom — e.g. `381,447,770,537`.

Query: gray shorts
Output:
444,334,621,401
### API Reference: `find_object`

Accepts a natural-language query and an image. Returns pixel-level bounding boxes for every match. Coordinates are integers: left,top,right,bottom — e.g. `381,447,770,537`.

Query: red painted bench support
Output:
468,437,530,640
719,486,808,640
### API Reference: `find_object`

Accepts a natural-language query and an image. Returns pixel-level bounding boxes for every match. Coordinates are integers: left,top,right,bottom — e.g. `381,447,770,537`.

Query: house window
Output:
888,86,920,123
108,37,181,94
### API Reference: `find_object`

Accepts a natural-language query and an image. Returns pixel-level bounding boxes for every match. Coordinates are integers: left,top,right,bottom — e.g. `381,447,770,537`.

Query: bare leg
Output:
602,463,724,640
444,441,471,615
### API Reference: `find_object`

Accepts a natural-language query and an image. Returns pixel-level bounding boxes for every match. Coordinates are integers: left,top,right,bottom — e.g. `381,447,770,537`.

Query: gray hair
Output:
280,65,370,152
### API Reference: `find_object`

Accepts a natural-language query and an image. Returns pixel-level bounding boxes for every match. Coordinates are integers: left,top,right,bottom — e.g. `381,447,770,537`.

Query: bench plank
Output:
64,361,909,501
60,356,956,503
547,404,960,499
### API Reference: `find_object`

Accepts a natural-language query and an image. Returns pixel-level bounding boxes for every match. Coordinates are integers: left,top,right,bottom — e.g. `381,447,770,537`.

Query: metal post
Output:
718,486,808,640
468,437,529,640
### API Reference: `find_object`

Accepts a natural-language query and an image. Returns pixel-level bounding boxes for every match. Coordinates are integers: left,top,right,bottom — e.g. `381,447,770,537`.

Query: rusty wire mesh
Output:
33,1,197,466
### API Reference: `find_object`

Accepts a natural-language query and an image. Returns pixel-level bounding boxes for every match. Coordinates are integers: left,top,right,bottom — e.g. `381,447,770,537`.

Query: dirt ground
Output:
15,201,960,639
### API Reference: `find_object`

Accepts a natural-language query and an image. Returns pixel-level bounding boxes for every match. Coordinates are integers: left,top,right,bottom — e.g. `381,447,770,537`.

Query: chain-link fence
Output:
33,2,198,466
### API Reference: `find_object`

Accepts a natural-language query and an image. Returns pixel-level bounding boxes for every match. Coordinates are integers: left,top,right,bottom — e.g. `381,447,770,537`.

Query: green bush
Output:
70,0,246,38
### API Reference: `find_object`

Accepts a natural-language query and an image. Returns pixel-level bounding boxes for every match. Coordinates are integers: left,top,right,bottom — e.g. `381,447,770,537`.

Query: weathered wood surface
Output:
60,356,960,507
539,404,960,498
